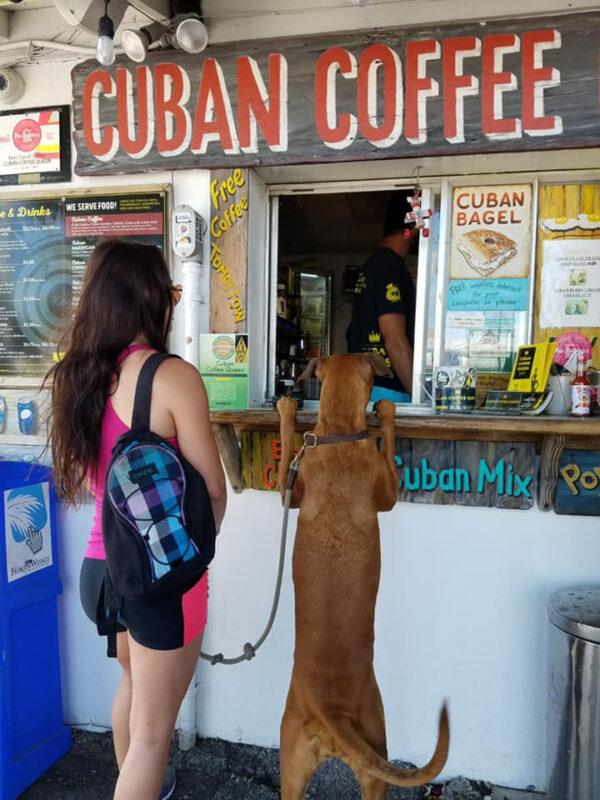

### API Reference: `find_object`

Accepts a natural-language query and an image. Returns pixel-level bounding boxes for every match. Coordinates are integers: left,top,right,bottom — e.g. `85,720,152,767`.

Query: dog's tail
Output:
325,703,449,787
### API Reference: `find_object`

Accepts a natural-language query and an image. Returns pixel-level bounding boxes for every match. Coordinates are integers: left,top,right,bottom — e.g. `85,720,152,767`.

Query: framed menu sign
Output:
0,106,70,185
63,193,166,305
0,189,167,379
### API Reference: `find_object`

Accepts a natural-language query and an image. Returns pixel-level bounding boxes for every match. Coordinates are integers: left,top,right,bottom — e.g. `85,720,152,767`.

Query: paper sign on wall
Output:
0,106,70,184
199,334,249,410
540,239,600,328
450,185,533,281
4,481,53,582
447,279,529,311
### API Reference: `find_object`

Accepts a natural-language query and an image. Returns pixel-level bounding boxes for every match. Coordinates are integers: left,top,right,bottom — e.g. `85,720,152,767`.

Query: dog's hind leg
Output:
280,704,326,800
354,680,389,800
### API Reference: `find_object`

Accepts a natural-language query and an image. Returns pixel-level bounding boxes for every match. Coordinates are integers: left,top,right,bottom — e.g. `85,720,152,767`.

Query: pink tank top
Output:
85,345,178,560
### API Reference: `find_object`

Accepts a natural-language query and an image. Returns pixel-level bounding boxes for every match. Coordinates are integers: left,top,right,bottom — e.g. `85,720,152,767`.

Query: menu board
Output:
0,191,166,377
64,194,165,308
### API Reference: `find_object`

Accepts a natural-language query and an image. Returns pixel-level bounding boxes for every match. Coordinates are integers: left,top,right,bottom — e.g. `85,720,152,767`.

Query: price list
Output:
0,191,166,377
0,200,65,376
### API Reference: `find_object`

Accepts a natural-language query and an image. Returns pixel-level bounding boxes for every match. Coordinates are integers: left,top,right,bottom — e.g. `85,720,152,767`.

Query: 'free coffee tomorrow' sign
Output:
71,12,600,175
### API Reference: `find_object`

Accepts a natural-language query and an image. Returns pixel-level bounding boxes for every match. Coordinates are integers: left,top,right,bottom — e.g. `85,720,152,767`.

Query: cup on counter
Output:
303,377,321,401
547,374,572,416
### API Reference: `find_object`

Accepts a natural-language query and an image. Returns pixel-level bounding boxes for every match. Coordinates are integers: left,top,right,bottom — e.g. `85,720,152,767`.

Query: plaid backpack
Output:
102,352,216,616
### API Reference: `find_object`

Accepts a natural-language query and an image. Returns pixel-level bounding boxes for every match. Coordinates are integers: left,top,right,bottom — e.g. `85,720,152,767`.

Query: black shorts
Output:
80,557,208,653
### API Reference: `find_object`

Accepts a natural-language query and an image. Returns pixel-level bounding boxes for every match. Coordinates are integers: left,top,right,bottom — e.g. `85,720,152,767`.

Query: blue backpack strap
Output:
131,352,178,430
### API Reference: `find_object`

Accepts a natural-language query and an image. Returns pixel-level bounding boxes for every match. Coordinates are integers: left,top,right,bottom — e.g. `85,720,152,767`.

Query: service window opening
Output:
273,188,427,405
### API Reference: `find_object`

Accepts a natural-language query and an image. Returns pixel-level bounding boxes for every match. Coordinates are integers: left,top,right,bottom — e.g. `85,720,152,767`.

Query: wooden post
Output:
539,433,566,511
212,422,244,494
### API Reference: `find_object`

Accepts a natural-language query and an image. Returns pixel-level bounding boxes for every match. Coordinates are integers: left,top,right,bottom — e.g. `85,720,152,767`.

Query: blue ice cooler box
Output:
0,462,70,799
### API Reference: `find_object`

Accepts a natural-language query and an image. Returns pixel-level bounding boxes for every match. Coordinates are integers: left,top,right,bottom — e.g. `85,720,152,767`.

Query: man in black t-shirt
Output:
348,193,417,403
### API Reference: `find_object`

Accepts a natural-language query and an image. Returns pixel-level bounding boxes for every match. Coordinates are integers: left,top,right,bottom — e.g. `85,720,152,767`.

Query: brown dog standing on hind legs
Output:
276,353,449,800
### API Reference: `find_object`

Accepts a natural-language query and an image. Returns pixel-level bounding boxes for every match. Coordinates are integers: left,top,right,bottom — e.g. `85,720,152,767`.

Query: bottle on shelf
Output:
276,284,287,318
571,354,591,417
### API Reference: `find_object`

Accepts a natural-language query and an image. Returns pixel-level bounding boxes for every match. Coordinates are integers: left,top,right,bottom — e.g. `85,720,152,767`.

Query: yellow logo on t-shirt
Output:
368,331,381,344
386,283,401,303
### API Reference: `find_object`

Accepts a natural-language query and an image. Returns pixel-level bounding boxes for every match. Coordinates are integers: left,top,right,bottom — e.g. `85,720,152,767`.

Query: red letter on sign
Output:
482,34,522,140
314,47,357,150
442,36,481,143
357,44,403,147
155,62,192,156
82,69,118,162
117,66,154,159
191,58,239,155
405,39,441,144
522,30,562,136
237,54,288,153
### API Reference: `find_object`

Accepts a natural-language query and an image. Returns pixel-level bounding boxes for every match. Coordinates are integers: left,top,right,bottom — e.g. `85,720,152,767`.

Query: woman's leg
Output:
113,633,201,800
79,560,133,770
112,631,132,770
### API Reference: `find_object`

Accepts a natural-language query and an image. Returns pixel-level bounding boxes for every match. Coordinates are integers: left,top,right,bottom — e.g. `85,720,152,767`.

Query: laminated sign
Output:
451,186,533,280
4,481,53,582
448,185,532,312
540,240,600,329
199,333,249,411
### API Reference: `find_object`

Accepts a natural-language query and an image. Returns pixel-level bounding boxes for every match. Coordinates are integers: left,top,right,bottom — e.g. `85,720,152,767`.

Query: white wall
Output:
5,44,600,794
57,486,600,790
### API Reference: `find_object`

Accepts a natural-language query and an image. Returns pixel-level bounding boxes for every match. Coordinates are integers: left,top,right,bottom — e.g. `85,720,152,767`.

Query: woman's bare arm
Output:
160,359,227,532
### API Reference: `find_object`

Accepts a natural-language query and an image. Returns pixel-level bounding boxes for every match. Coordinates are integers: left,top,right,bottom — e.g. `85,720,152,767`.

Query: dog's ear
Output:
362,352,393,377
298,357,323,382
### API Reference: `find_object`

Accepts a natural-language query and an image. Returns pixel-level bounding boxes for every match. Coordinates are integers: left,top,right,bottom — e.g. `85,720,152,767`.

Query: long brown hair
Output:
46,239,174,505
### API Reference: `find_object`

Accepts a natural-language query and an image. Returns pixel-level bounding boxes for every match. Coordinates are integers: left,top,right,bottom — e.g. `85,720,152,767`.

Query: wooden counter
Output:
211,409,600,443
211,409,600,505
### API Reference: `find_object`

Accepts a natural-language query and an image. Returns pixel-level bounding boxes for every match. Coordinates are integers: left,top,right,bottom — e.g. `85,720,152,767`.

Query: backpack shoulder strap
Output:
131,352,179,430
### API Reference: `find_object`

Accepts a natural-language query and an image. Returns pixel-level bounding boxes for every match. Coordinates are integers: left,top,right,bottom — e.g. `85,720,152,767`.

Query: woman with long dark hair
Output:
47,239,227,800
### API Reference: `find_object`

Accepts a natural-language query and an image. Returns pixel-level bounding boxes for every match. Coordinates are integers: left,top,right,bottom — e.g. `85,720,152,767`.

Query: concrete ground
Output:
21,731,545,800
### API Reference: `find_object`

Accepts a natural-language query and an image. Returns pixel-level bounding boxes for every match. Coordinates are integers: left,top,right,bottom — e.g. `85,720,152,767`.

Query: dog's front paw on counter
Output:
374,399,395,421
276,395,298,417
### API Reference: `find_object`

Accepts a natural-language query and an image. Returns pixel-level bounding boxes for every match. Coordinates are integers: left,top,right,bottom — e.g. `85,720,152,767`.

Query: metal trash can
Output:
547,586,600,800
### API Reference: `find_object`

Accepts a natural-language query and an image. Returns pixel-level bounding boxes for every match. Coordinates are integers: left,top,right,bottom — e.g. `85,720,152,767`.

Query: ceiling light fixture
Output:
167,15,209,54
121,14,208,63
121,21,167,62
96,0,115,66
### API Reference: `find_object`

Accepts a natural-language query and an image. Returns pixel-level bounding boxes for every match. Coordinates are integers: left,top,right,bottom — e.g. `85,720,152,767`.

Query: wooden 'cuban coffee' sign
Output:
240,432,536,509
71,12,600,175
555,450,600,517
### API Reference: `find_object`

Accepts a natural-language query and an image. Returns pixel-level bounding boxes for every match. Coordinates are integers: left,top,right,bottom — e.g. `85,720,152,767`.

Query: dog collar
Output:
303,430,369,448
286,429,370,491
